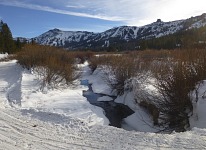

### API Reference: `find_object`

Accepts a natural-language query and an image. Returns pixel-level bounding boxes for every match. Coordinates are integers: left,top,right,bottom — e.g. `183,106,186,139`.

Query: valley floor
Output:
0,57,205,149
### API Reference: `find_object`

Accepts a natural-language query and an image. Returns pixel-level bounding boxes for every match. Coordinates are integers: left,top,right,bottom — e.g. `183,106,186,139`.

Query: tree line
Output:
0,20,25,54
137,25,206,50
95,25,206,52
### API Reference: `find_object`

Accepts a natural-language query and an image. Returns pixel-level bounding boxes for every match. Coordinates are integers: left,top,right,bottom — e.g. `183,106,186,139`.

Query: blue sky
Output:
0,0,206,38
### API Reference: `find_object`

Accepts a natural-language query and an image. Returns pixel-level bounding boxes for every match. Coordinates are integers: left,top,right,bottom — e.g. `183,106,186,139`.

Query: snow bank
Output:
0,59,108,126
82,63,159,132
115,92,160,132
21,69,109,126
82,66,114,96
97,96,113,102
0,53,8,59
0,60,22,108
190,80,206,128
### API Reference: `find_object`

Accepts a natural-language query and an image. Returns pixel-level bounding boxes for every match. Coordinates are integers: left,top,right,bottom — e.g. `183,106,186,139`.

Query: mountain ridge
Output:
31,13,206,50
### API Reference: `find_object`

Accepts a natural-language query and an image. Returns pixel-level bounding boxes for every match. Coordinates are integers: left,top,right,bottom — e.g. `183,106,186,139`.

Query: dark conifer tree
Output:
15,37,22,50
1,23,15,53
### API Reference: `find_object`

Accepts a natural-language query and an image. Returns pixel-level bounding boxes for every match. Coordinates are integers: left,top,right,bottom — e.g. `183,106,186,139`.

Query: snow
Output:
82,64,160,132
33,18,187,49
82,67,114,96
97,96,113,102
34,29,95,47
0,59,108,127
190,80,206,128
114,91,160,132
189,15,206,29
0,58,206,149
0,107,206,150
21,65,109,126
0,53,8,59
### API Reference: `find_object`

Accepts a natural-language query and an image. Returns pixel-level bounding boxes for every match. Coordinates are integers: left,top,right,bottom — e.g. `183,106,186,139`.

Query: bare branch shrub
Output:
15,44,79,90
88,54,113,72
71,51,94,64
100,55,139,95
133,49,206,131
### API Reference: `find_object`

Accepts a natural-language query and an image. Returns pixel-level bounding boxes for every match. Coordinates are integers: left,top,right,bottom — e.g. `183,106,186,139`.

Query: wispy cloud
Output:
0,0,124,21
0,0,206,26
67,0,206,26
66,4,85,9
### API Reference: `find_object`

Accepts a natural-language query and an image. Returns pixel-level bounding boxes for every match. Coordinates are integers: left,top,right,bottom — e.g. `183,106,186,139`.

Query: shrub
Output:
133,49,206,131
96,55,138,95
154,62,193,131
15,44,79,90
139,101,159,125
71,51,94,64
88,54,114,72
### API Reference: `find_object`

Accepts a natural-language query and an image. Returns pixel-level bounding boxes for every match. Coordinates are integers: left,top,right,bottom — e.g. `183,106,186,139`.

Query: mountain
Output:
13,37,30,43
33,28,95,49
32,13,206,50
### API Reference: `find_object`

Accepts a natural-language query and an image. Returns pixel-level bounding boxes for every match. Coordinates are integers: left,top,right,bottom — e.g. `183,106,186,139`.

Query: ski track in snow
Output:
0,59,206,149
0,108,206,150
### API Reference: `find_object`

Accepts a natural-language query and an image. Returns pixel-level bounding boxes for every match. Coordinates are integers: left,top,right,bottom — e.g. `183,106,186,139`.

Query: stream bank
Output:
81,80,134,128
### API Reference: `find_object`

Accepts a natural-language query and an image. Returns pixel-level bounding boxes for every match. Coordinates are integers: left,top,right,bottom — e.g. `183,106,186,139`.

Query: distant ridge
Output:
30,13,206,50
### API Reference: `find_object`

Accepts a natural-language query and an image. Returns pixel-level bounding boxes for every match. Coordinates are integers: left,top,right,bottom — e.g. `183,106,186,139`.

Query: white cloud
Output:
1,0,206,26
0,0,124,21
66,4,86,9
66,0,206,26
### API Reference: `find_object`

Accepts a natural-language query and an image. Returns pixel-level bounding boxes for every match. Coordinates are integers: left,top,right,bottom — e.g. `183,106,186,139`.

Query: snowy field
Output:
0,55,206,149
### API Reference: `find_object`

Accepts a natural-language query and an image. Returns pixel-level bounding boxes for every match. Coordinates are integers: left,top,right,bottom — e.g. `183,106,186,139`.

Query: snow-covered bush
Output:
133,49,206,132
101,55,138,95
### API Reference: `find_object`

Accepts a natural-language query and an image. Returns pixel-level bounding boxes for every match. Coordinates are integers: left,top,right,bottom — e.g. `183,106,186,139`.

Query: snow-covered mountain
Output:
13,37,30,43
33,28,95,49
32,13,206,49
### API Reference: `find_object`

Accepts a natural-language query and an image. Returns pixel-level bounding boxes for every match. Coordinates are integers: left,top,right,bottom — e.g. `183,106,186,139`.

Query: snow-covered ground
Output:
81,64,160,132
0,55,206,149
1,107,206,150
190,81,206,129
0,58,108,127
97,96,113,102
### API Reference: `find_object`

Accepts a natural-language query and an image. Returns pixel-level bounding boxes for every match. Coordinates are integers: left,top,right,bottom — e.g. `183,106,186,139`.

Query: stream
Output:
81,80,134,128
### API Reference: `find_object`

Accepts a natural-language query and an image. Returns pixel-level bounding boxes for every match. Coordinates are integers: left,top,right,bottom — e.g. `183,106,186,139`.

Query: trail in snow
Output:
0,108,206,150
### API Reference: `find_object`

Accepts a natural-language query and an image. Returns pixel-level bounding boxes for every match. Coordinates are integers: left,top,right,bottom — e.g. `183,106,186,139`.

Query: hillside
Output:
31,13,206,50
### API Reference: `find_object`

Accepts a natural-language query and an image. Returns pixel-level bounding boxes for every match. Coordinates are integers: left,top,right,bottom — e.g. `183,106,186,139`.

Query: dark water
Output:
81,80,134,128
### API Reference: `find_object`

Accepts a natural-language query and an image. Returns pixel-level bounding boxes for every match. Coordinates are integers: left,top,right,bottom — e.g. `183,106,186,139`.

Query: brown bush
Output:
88,54,114,72
139,101,159,125
15,44,78,90
90,54,139,95
133,48,206,131
71,51,94,64
153,62,193,131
